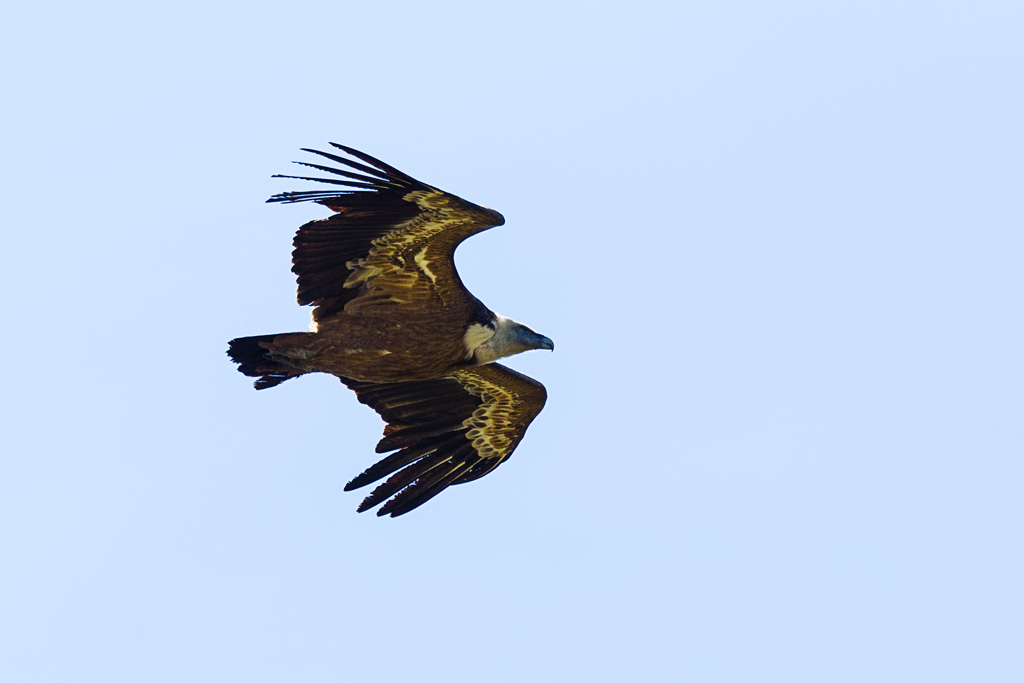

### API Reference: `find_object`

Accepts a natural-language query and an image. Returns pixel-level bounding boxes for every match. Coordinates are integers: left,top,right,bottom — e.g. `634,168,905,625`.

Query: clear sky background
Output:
3,1,1023,681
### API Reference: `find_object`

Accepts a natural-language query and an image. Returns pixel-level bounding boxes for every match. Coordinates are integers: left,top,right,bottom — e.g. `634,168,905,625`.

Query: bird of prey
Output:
228,144,553,517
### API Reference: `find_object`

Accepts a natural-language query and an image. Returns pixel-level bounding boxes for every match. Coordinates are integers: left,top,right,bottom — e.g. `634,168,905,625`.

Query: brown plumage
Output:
228,144,552,516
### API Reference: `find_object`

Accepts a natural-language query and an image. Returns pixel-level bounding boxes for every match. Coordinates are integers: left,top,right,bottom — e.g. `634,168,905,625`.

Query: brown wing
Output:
340,364,548,517
268,144,504,323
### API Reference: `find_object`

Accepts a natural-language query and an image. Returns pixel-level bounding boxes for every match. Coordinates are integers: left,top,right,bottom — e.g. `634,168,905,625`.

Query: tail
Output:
227,334,305,390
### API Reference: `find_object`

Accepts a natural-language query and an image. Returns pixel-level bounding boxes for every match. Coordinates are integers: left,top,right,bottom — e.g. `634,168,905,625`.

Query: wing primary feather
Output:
303,147,398,182
356,450,452,513
378,458,476,518
267,190,361,204
271,190,354,198
343,435,448,491
328,143,418,182
452,456,505,484
269,174,377,189
291,161,394,187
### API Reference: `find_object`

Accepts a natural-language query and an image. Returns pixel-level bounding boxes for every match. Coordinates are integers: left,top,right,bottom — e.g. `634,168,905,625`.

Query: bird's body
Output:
228,144,552,516
237,319,471,384
254,311,548,383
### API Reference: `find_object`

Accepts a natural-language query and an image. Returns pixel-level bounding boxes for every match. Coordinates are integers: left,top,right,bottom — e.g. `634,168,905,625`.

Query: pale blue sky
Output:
3,1,1023,681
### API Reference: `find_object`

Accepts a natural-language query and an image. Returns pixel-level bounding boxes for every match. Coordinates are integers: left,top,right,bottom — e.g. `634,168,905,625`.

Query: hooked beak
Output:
536,335,555,351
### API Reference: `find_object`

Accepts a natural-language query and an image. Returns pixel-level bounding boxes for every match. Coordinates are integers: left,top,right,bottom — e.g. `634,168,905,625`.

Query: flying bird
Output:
228,144,553,517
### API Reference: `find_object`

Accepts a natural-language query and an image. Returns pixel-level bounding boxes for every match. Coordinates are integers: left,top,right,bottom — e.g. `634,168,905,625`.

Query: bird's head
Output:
471,316,554,364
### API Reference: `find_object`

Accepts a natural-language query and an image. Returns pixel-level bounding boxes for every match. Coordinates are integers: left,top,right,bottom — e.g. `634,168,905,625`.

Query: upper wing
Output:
268,144,504,323
340,364,548,517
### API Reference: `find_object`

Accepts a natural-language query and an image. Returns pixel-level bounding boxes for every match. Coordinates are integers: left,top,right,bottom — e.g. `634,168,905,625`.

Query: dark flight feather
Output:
375,455,476,517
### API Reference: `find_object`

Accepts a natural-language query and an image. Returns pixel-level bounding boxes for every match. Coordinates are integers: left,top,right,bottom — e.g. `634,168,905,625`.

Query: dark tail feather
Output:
227,334,304,390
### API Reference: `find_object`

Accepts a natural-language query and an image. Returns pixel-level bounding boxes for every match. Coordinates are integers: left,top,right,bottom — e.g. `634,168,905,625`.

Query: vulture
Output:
228,144,553,517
